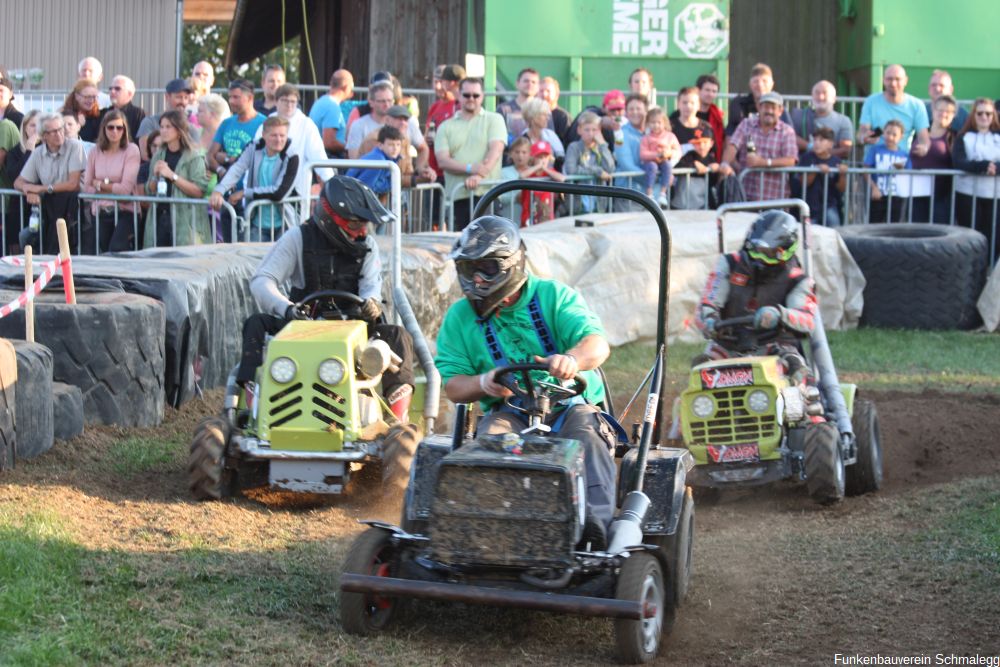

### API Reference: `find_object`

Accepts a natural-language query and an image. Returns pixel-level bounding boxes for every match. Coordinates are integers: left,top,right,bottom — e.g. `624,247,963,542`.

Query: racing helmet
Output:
315,176,394,243
743,210,800,271
450,216,528,317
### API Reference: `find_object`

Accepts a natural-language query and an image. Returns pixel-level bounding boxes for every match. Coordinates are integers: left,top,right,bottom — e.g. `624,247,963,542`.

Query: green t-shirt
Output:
435,109,507,199
435,274,607,411
0,120,20,190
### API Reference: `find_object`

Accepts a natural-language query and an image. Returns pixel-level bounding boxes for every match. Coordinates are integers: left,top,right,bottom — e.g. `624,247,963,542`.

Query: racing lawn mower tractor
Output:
339,181,695,664
188,161,441,500
674,199,883,504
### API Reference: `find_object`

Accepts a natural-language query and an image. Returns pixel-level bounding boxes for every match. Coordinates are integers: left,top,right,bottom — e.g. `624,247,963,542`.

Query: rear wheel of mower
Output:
340,527,402,635
614,552,666,664
381,423,420,494
804,421,845,505
188,416,235,500
845,399,884,496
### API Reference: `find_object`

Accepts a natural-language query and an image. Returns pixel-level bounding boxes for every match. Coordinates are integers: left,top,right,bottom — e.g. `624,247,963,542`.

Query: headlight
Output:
747,389,770,413
270,356,297,383
692,395,715,418
318,358,347,385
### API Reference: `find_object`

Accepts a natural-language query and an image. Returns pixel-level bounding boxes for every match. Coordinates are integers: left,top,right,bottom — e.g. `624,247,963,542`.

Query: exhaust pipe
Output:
606,491,651,554
340,574,649,620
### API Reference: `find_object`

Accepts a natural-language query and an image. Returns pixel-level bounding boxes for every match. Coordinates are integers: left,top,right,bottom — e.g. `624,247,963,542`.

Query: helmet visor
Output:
748,244,796,265
456,257,507,281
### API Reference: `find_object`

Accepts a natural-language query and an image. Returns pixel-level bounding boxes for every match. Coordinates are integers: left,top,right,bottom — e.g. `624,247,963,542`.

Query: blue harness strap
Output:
528,294,558,356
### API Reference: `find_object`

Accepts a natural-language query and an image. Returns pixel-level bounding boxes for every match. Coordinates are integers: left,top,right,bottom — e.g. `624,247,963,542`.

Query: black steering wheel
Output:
493,362,587,418
295,290,365,321
713,314,782,350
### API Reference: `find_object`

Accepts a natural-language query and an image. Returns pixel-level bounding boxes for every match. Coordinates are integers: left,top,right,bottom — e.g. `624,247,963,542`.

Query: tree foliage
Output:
181,23,300,88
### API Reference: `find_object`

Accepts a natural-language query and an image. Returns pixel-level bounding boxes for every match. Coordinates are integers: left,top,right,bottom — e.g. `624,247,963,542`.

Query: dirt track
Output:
2,388,999,664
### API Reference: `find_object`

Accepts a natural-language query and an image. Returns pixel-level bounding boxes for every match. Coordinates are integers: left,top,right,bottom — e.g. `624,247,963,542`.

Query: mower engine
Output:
429,433,585,567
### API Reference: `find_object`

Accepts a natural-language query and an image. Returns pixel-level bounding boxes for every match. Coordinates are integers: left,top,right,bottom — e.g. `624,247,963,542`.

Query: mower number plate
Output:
707,443,759,463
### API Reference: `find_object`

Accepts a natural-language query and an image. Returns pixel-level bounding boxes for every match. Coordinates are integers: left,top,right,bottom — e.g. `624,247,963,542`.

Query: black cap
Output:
370,70,393,85
166,78,193,94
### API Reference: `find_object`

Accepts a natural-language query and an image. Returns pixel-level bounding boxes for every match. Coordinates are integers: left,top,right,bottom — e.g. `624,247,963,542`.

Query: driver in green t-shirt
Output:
435,216,618,546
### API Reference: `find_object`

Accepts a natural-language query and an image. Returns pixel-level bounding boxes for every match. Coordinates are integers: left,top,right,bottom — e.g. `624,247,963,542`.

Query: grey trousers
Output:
479,403,618,528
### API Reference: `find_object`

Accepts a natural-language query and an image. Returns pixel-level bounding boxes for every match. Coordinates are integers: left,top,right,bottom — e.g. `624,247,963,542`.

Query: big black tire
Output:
188,416,234,500
11,341,54,459
52,381,85,441
614,552,666,664
0,291,166,427
0,339,16,472
803,421,845,505
845,399,884,496
340,527,402,635
381,423,420,494
667,487,694,606
838,224,988,330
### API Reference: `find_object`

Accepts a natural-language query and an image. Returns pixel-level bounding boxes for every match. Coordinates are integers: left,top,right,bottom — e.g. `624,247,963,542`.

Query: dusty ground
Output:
2,388,998,665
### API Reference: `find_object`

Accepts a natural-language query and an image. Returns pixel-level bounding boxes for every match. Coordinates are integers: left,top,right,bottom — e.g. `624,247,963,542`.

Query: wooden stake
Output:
24,245,34,343
56,218,76,305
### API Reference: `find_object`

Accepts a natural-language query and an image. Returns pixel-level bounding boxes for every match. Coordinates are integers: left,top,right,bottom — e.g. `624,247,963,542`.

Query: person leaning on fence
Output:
719,91,798,202
564,111,615,214
211,115,299,243
952,98,1000,258
790,80,854,159
3,110,40,253
346,125,403,197
909,95,958,224
80,110,141,253
13,112,86,254
864,119,911,223
796,127,848,227
144,109,213,248
435,77,507,231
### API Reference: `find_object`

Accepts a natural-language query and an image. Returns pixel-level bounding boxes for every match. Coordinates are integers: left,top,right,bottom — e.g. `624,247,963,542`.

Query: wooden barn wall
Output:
366,0,469,89
729,0,839,96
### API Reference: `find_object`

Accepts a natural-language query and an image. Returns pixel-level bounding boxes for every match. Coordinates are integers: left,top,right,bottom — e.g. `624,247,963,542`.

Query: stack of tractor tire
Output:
0,291,166,471
839,224,988,330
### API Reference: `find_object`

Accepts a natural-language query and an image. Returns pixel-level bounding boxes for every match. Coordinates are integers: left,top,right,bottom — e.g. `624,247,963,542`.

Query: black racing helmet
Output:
316,176,394,242
450,216,528,318
744,210,800,270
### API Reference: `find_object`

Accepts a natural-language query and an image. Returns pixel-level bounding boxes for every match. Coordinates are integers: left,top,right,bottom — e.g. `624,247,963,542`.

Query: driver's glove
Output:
285,303,310,321
753,306,782,330
360,297,382,322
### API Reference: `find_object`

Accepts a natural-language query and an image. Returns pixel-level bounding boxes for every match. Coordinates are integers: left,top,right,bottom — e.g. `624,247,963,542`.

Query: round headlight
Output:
692,395,715,419
747,389,770,413
318,358,347,385
270,356,297,384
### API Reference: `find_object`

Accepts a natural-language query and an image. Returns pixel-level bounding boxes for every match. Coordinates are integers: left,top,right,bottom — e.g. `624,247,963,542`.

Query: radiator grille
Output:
688,388,778,445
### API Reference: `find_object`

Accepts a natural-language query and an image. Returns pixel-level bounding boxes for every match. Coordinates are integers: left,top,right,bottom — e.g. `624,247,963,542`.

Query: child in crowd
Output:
864,119,910,222
798,127,848,226
345,125,402,196
519,140,565,225
674,129,719,209
639,107,680,207
63,113,94,156
498,136,533,222
565,111,615,213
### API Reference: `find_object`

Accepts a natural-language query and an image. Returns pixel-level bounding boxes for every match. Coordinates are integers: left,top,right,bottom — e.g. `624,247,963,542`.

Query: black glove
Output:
360,297,382,322
285,303,309,321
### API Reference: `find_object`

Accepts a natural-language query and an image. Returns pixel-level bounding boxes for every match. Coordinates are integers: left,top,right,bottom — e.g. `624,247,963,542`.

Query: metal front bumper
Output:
232,435,375,461
687,458,792,488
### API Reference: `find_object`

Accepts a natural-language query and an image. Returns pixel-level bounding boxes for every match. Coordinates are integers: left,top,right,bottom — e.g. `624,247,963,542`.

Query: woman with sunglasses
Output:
144,110,213,247
60,79,102,142
953,98,1000,259
81,110,141,252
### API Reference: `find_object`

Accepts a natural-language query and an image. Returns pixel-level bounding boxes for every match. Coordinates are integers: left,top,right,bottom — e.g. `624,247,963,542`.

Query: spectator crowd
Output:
0,56,998,258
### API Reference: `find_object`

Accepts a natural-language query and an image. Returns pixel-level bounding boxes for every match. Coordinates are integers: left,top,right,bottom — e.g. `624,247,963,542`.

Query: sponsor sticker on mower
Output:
700,365,754,390
707,444,760,463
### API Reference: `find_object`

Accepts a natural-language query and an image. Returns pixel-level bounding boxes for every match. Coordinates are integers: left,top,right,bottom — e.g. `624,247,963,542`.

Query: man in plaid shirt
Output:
719,92,798,201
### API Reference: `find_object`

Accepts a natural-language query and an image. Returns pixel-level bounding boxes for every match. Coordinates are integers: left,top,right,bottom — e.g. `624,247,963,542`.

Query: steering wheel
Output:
492,362,587,417
712,314,782,350
295,290,365,321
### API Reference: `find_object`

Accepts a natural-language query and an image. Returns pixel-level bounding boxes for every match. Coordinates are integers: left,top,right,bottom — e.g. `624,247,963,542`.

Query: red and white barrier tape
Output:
0,256,24,266
0,256,68,319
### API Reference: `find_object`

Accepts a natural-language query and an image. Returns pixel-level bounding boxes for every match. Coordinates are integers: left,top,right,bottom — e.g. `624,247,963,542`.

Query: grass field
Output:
1,327,998,665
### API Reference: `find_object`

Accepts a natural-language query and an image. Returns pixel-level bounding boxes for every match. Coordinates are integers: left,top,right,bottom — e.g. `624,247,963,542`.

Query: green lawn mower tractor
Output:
676,199,883,504
339,181,695,664
188,161,441,500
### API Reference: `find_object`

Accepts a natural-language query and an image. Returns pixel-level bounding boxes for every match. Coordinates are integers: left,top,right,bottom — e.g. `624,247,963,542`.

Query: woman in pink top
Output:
639,107,680,207
82,109,141,252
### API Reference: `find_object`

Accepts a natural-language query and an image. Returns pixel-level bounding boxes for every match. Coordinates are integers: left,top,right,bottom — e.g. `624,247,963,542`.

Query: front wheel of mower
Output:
845,399,884,496
188,416,235,501
804,421,845,505
381,423,420,494
667,487,694,606
340,527,402,635
614,553,666,664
